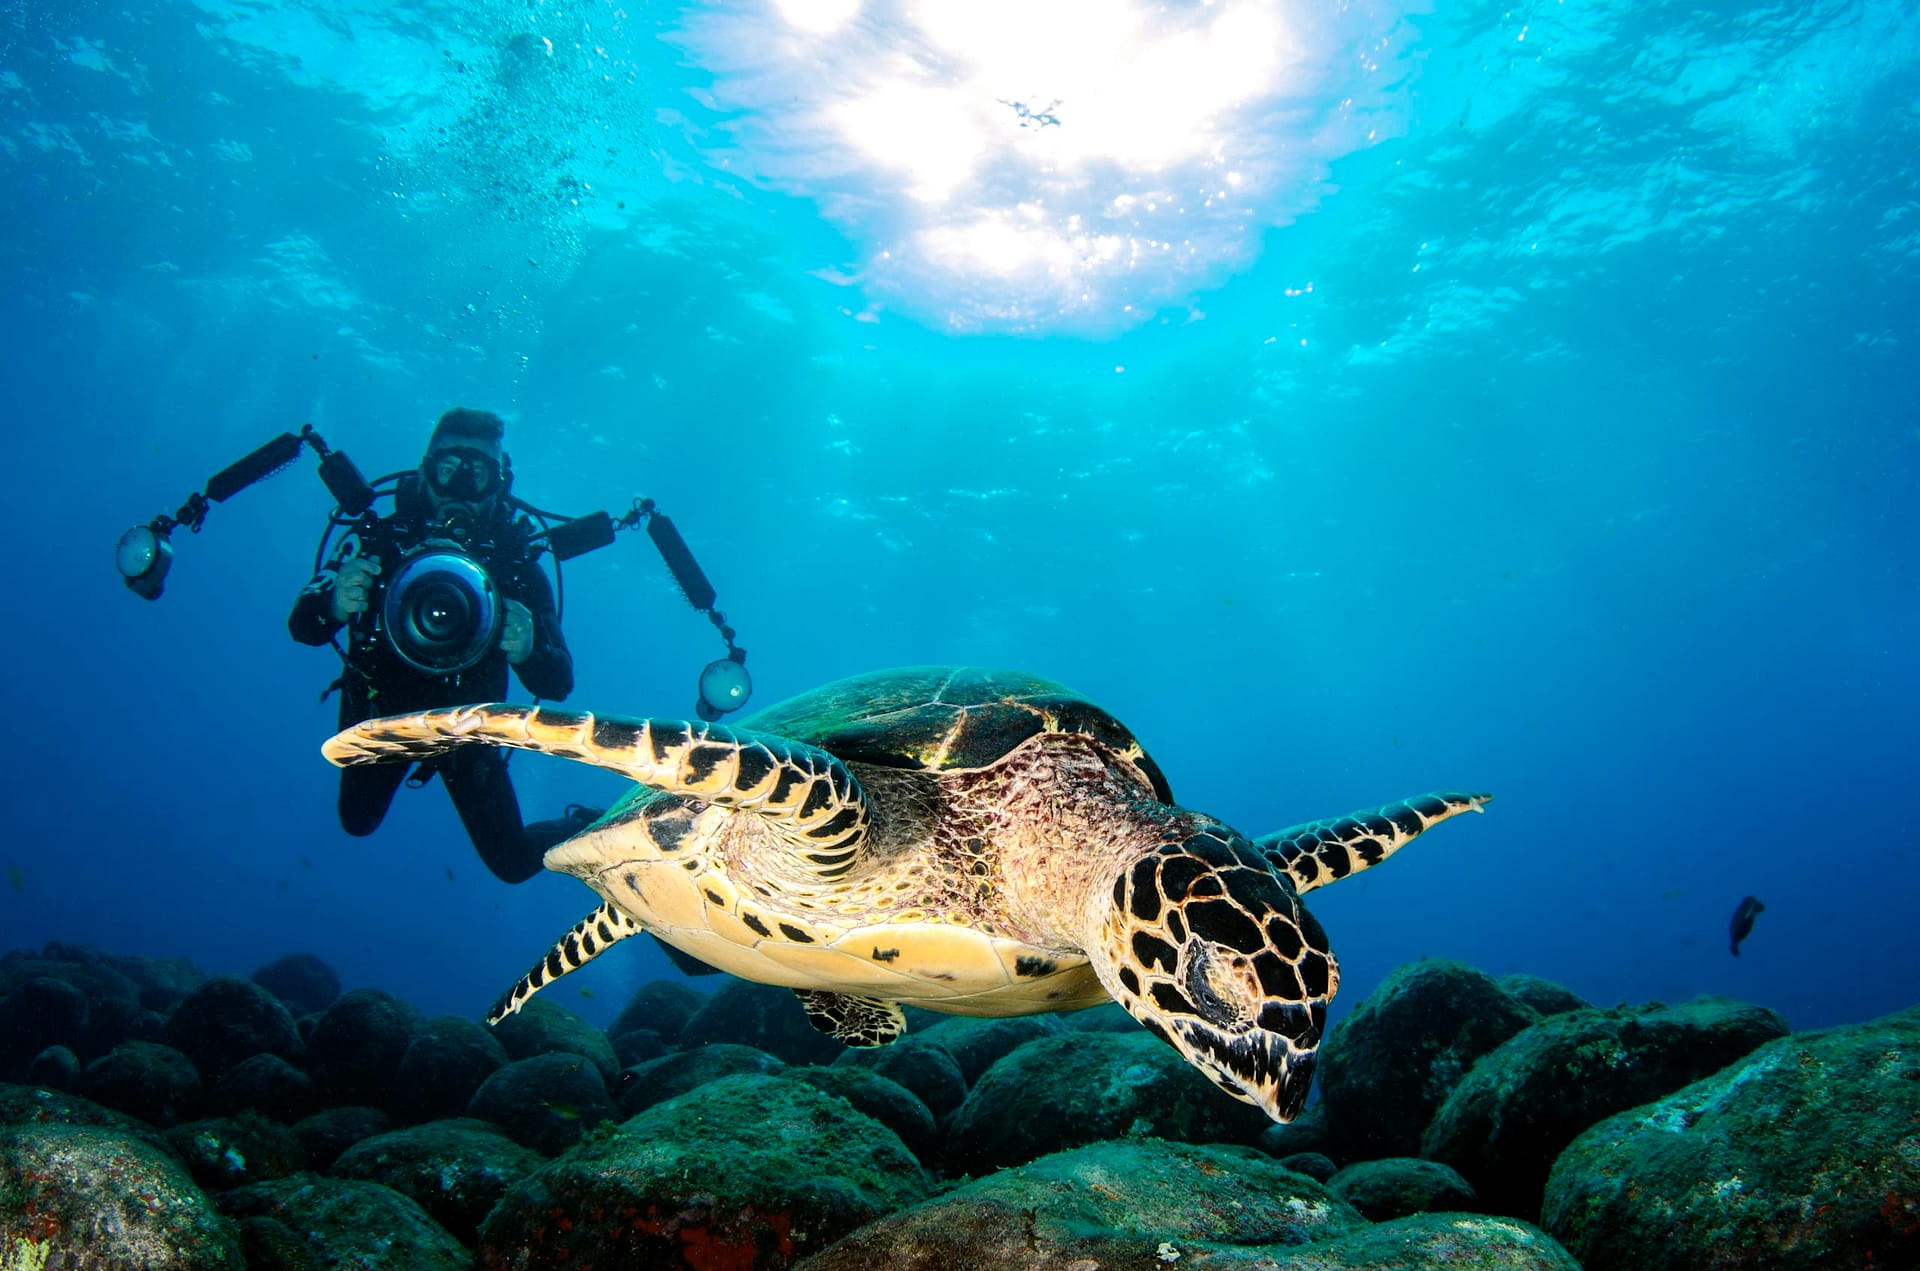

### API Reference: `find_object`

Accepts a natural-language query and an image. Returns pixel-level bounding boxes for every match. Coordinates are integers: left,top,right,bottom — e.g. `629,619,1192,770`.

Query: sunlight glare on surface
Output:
671,0,1410,332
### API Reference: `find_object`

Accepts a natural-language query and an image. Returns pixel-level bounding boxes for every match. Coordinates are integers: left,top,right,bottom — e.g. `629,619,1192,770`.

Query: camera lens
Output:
381,548,500,674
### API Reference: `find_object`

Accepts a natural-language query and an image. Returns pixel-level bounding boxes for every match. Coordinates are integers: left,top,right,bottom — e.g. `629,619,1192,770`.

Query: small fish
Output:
1729,895,1765,956
445,867,456,882
6,864,21,894
576,986,595,1000
540,1099,583,1121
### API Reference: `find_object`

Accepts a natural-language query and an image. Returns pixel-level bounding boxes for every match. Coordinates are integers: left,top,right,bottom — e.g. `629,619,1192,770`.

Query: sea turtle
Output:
322,666,1488,1120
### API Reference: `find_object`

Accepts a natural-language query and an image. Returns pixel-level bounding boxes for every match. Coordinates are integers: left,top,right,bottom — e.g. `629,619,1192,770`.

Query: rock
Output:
478,1072,931,1269
609,979,703,1045
78,1040,204,1127
487,997,619,1082
678,979,847,1065
251,954,342,1019
0,1080,176,1153
218,1174,469,1270
1277,1150,1338,1181
1541,1008,1920,1270
0,949,140,1007
291,1105,391,1173
213,1052,316,1123
1424,996,1789,1217
305,988,424,1109
616,1042,785,1117
793,1137,1366,1269
831,1036,968,1117
331,1117,546,1245
916,1014,1065,1085
1059,1002,1138,1032
467,1052,617,1155
1328,1157,1478,1220
162,976,305,1081
612,1027,668,1067
790,1065,939,1162
35,944,207,1013
0,977,89,1079
1316,958,1538,1160
165,1111,305,1190
1498,974,1590,1017
0,1121,243,1269
1259,1100,1333,1160
26,1045,81,1092
947,1031,1271,1171
81,995,168,1063
391,1014,508,1123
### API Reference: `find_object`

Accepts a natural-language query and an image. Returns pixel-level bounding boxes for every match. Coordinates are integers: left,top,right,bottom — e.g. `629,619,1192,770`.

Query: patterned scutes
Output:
736,666,1174,802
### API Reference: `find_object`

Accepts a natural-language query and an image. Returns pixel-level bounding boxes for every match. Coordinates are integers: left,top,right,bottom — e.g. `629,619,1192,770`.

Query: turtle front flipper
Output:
324,704,873,878
487,902,642,1023
1254,791,1491,895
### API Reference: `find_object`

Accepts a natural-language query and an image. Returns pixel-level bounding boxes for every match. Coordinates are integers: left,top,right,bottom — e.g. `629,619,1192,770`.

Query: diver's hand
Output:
501,599,534,664
330,556,380,623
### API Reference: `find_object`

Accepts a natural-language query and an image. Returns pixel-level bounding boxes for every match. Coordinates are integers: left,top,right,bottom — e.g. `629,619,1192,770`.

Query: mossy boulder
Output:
162,976,304,1081
915,1014,1066,1084
466,1051,616,1155
1327,1157,1478,1221
1541,1007,1920,1270
946,1032,1271,1172
678,979,846,1065
487,997,619,1083
478,1072,931,1269
609,979,704,1045
616,1041,786,1116
789,1064,938,1162
305,988,424,1109
831,1035,968,1117
797,1137,1363,1269
391,1014,509,1124
78,1039,205,1127
1316,958,1538,1160
331,1117,545,1244
1424,996,1788,1217
164,1111,306,1190
0,1121,242,1270
218,1173,468,1270
1497,974,1590,1017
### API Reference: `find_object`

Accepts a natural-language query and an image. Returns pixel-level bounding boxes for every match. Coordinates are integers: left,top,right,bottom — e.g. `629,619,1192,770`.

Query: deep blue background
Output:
2,0,1915,1035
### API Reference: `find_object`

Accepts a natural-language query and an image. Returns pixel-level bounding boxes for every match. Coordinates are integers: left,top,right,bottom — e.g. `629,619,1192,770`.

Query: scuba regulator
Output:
116,424,753,720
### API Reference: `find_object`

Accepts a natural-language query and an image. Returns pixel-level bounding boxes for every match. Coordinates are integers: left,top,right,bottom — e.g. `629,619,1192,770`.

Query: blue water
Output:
2,0,1915,1037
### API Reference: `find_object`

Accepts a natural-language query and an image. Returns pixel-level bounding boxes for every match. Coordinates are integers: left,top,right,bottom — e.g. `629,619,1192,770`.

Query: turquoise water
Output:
2,0,1915,1034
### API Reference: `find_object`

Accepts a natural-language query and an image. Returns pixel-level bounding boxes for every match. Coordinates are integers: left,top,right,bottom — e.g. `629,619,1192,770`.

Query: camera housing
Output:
377,541,502,675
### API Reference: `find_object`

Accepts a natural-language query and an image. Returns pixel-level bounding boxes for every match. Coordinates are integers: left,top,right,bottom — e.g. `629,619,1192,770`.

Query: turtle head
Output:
543,788,732,884
1089,822,1338,1122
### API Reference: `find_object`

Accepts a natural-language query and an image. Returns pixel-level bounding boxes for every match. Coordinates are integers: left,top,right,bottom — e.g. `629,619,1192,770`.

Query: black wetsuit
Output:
289,477,574,882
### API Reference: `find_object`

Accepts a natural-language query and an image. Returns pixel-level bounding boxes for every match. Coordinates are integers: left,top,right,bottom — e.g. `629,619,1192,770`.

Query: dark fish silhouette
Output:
1729,895,1765,956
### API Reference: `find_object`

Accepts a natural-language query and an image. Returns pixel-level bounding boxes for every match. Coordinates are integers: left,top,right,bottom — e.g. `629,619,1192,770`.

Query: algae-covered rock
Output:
609,979,704,1045
331,1117,545,1244
290,1104,391,1172
796,1137,1363,1269
831,1034,968,1117
678,979,847,1065
915,1013,1066,1085
1497,974,1590,1017
1327,1157,1478,1221
78,1039,205,1127
0,977,89,1080
250,953,342,1019
1541,1008,1920,1270
1424,995,1788,1217
165,1111,305,1190
305,988,424,1109
0,1121,242,1270
1316,958,1538,1160
218,1173,468,1270
616,1041,785,1116
163,976,305,1081
790,1064,938,1162
1259,1099,1333,1160
212,1051,316,1123
0,1081,175,1154
392,1014,508,1124
1277,1150,1338,1181
947,1031,1271,1171
486,996,619,1083
466,1051,616,1155
478,1072,931,1269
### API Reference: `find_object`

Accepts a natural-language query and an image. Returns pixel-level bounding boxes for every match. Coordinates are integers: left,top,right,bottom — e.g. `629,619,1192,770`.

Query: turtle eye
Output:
1181,942,1255,1030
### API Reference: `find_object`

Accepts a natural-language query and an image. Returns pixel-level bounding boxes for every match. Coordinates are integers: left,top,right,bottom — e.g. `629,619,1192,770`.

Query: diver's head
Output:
422,407,509,515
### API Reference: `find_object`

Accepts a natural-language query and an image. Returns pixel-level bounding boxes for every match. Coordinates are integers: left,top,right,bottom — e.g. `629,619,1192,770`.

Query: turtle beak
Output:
1175,1020,1319,1122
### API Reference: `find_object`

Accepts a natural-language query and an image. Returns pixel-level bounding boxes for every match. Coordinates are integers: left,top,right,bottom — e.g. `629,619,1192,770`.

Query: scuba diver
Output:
287,408,598,883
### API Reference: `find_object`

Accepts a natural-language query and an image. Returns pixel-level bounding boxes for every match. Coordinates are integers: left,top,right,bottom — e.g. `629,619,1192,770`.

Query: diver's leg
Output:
442,746,543,883
338,762,408,837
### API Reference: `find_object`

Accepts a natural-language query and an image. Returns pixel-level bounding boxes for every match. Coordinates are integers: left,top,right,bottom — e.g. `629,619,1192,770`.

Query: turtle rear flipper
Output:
795,990,907,1047
324,704,873,878
1254,791,1491,895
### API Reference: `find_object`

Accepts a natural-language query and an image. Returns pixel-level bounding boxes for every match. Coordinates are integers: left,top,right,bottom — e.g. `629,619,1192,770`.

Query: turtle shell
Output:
737,665,1174,803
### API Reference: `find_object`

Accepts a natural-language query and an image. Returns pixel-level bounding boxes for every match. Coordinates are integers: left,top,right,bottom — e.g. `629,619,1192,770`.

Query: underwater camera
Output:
117,424,753,717
377,541,503,675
